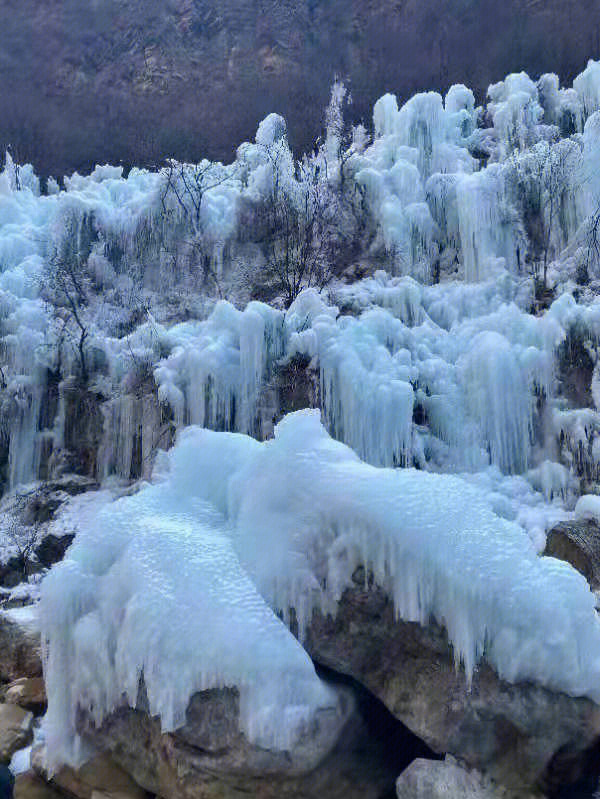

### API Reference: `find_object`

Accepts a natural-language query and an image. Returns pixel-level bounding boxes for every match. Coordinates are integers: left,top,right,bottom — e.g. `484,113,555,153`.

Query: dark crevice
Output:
315,660,443,798
544,736,600,798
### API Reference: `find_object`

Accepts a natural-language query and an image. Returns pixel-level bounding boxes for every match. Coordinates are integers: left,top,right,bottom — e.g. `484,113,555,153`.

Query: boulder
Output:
543,520,600,591
0,557,29,590
0,608,42,683
34,535,74,571
395,757,531,799
52,755,145,799
304,580,600,796
77,683,397,799
0,703,33,764
90,793,144,799
33,750,147,799
3,678,47,715
14,772,64,798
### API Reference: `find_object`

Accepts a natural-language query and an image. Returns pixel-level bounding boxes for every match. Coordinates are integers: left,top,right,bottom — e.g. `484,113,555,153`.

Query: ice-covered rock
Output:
305,579,600,795
544,518,600,591
39,411,600,794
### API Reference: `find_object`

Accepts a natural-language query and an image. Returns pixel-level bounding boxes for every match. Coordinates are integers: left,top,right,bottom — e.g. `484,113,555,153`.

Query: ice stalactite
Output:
583,112,600,211
222,411,600,696
97,394,163,481
487,72,543,158
574,60,600,123
0,62,598,495
460,331,534,474
155,301,285,438
7,376,44,487
456,166,516,282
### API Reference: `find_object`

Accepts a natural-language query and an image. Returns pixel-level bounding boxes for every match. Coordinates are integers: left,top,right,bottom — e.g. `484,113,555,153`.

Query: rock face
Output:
77,683,399,798
33,750,148,799
14,772,65,798
395,757,528,799
3,678,47,715
259,355,320,440
543,520,600,591
0,703,33,764
0,609,42,683
0,0,596,177
304,579,600,796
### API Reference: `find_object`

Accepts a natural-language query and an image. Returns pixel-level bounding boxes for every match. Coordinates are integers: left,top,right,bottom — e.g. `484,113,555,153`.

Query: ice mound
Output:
41,411,600,771
40,427,338,769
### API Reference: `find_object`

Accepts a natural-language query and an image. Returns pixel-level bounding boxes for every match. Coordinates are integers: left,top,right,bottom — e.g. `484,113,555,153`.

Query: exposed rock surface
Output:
33,750,148,799
0,609,42,683
0,703,33,764
0,558,36,591
3,678,47,715
395,756,532,799
34,535,75,572
20,477,99,525
14,772,65,798
259,355,320,440
304,578,600,796
0,0,597,176
543,520,600,591
76,683,400,798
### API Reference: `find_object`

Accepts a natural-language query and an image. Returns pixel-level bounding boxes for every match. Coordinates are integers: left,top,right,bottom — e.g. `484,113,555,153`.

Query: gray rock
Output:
259,355,320,440
78,683,398,798
0,703,33,764
395,757,532,799
33,748,147,799
3,677,47,715
34,535,75,571
544,520,600,591
304,581,600,796
14,771,65,798
0,608,42,683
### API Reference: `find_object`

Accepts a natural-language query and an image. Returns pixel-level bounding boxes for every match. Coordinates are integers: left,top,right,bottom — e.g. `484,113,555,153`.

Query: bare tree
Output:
255,166,344,306
2,491,40,580
246,82,365,306
48,221,90,382
158,159,235,297
584,204,600,284
508,137,581,292
540,138,581,288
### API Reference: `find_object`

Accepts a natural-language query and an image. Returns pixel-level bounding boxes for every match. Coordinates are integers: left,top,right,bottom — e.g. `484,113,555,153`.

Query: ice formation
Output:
0,54,598,780
0,61,599,495
41,411,600,770
3,57,600,773
41,434,339,769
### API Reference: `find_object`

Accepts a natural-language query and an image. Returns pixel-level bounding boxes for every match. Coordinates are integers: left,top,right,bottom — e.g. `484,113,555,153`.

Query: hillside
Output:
1,0,599,175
